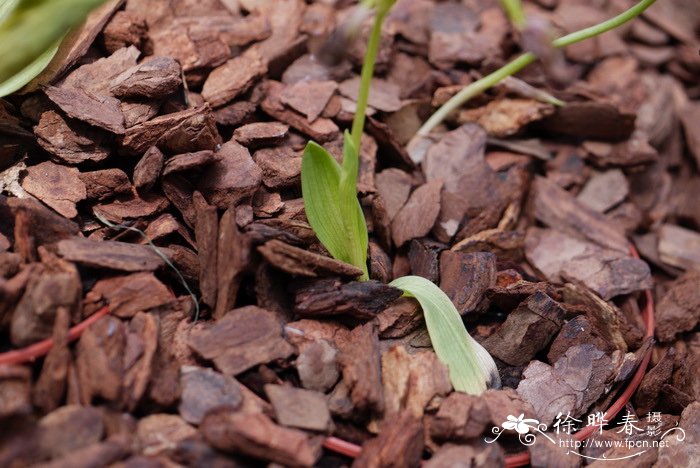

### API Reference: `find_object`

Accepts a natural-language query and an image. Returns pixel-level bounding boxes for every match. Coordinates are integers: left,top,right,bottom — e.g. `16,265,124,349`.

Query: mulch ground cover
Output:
0,0,699,466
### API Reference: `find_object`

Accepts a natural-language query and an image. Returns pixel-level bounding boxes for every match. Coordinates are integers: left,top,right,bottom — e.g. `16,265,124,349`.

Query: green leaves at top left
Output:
301,131,369,280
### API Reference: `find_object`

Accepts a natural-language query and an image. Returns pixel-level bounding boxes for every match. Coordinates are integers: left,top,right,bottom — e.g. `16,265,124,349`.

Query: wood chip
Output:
137,414,197,456
101,10,148,54
163,150,218,176
188,306,294,375
577,169,629,212
198,140,262,209
78,169,131,201
193,192,218,309
658,224,700,271
87,272,175,318
110,56,182,99
34,111,110,165
338,321,384,416
21,162,86,218
296,339,339,392
375,168,414,222
294,279,403,320
215,207,250,319
233,122,289,148
353,412,424,468
200,409,321,467
339,77,402,113
56,237,165,272
280,80,337,122
259,239,363,278
93,193,169,223
439,251,496,315
202,50,268,108
121,311,158,411
458,98,554,137
655,270,700,342
133,146,165,194
76,316,125,404
33,307,71,413
44,86,125,134
38,405,104,459
0,366,31,418
179,366,243,425
253,146,302,188
392,180,443,247
264,384,333,432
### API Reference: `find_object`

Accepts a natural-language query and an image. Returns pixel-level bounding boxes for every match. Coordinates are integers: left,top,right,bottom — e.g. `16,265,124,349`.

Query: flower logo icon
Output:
502,414,540,434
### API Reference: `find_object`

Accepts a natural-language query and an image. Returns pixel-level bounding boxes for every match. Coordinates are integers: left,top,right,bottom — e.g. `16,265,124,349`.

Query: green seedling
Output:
0,0,106,97
301,0,500,394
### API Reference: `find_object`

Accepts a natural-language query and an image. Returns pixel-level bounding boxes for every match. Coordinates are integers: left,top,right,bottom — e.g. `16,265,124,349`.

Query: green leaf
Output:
390,275,501,395
0,36,61,97
301,139,368,279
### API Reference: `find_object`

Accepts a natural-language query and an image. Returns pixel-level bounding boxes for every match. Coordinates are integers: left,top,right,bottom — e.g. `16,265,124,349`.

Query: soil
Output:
0,0,699,467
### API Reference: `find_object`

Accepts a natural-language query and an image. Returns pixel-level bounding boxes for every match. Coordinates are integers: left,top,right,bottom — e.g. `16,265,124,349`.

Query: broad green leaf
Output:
0,0,106,86
301,140,368,279
390,275,501,395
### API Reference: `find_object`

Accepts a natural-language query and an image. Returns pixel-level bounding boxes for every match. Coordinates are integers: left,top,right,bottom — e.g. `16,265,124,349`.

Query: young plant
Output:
301,0,500,395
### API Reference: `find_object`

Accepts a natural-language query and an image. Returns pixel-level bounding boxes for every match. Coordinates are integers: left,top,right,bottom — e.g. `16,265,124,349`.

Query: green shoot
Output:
391,276,501,395
0,0,106,97
413,0,658,141
499,0,526,30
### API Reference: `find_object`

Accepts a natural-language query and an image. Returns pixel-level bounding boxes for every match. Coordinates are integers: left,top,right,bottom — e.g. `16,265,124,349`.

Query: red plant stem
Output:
323,436,363,458
0,305,110,366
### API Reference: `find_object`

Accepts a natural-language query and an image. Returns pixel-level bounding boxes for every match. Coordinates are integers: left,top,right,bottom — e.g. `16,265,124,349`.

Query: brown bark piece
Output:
392,180,443,247
376,168,414,222
200,409,321,467
576,169,629,212
259,239,363,278
426,443,504,468
56,237,165,272
233,122,289,148
179,366,243,425
264,384,333,432
163,150,218,176
193,191,218,309
79,169,131,201
525,228,652,300
110,56,182,99
44,86,125,134
516,344,614,425
102,10,148,53
547,315,617,364
188,305,294,375
60,46,140,96
120,100,160,128
658,224,700,271
33,307,71,413
532,176,630,253
338,321,384,415
38,405,104,459
633,348,675,416
34,111,110,165
121,312,159,411
352,411,424,468
0,366,31,418
261,80,339,142
655,402,700,466
215,207,250,319
280,80,338,122
202,50,268,108
339,77,402,113
655,270,700,342
407,238,442,283
377,297,423,339
538,101,636,141
254,146,302,188
458,98,554,137
137,414,198,456
439,251,496,315
150,21,229,76
133,146,165,194
680,102,700,168
75,316,125,404
94,193,169,223
482,292,566,366
88,272,175,318
21,161,86,218
198,140,262,209
122,106,219,155
294,279,403,320
296,339,339,392
214,101,257,126
3,197,79,246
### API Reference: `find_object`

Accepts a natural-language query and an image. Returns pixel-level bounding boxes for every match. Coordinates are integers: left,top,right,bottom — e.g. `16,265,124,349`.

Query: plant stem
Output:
415,0,657,138
499,0,526,30
350,8,387,150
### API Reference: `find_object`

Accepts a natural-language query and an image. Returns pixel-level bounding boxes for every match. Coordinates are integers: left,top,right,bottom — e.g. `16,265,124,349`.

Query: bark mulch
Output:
1,0,699,467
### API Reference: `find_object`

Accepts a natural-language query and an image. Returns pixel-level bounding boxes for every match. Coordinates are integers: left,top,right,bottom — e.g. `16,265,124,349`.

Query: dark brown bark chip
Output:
537,101,636,141
392,180,443,247
87,272,175,318
163,150,218,176
35,111,111,165
78,168,131,201
376,168,414,222
338,321,384,416
423,124,487,192
33,307,71,413
377,297,423,339
188,306,294,375
352,412,423,468
110,56,182,99
439,251,496,315
339,77,402,113
137,414,198,456
133,146,165,194
56,237,165,272
546,315,617,365
233,122,289,148
193,191,218,309
657,224,700,271
482,292,566,366
426,443,505,468
264,384,333,432
0,366,31,418
261,80,339,143
60,46,140,96
633,348,675,416
200,409,322,467
21,161,86,218
202,50,268,108
215,207,250,319
120,100,160,128
102,10,148,54
38,405,104,459
516,344,614,425
296,339,340,392
121,312,159,411
680,101,700,168
254,145,302,189
3,197,79,247
93,193,170,223
280,80,338,122
75,316,125,405
178,366,243,425
655,270,700,342
44,86,125,134
259,239,363,278
33,438,129,468
198,140,262,209
294,279,403,320
214,101,257,127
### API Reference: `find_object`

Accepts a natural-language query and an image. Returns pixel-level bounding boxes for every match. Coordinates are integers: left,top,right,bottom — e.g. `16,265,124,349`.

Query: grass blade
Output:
390,275,501,395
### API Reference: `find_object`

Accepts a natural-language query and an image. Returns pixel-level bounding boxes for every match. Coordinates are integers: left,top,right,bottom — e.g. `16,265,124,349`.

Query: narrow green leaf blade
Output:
390,275,501,395
338,132,368,278
301,141,368,278
0,36,61,97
